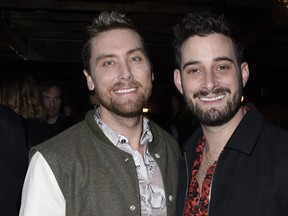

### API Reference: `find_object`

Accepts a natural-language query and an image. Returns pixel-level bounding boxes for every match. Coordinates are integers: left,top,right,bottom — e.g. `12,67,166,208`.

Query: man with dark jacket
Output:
40,81,78,136
173,12,288,215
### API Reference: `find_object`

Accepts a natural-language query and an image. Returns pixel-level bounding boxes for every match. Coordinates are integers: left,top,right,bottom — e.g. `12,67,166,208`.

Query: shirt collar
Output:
94,107,153,146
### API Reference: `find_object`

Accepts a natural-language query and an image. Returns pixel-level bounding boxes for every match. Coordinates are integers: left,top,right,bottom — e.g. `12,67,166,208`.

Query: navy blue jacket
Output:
177,103,288,216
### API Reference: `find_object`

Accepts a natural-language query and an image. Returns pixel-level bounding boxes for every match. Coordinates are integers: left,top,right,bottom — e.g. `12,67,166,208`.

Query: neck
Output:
99,107,143,151
202,106,246,159
204,140,222,166
48,114,59,124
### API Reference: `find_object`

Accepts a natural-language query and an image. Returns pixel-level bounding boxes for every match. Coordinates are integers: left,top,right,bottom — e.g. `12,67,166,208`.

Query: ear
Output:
241,62,249,87
83,70,95,91
174,69,183,94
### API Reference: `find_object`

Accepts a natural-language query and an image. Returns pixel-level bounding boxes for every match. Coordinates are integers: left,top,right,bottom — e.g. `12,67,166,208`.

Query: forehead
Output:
91,28,144,56
181,33,235,61
42,86,60,96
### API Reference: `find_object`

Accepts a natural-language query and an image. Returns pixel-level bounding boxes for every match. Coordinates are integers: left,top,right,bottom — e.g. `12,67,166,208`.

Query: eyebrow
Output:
95,47,145,63
182,56,234,70
127,47,145,55
214,56,234,63
182,60,200,70
95,54,115,63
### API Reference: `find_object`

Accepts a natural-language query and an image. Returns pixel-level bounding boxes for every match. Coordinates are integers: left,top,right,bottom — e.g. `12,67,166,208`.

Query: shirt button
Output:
155,153,160,158
130,205,136,211
169,195,173,201
124,158,129,162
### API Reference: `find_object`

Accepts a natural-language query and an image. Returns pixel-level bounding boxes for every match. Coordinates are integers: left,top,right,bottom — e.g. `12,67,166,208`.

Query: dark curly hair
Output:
173,11,244,69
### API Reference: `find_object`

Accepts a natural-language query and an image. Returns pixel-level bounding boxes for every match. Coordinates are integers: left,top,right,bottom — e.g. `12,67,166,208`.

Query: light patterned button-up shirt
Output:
95,108,167,216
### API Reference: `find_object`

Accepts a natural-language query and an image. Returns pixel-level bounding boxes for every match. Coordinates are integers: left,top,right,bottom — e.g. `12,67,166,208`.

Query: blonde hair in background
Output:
0,76,47,120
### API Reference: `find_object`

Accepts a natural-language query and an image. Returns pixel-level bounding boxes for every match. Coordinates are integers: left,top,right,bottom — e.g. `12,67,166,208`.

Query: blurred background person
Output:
0,104,28,216
0,74,49,149
40,80,78,137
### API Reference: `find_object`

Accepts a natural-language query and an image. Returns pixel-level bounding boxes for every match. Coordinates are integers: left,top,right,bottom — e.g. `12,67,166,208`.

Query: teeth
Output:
114,88,137,93
200,95,225,101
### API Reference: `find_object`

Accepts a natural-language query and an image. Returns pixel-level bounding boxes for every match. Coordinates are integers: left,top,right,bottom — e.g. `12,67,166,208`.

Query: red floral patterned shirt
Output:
184,136,216,216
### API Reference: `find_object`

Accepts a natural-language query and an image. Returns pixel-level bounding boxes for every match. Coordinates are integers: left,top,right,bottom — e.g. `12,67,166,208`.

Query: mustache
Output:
111,80,142,90
193,87,231,99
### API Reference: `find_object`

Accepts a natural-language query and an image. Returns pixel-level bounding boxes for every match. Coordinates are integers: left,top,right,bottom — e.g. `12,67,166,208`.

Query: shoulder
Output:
149,119,180,154
181,126,203,152
262,121,288,142
0,104,26,145
0,104,22,125
30,121,87,156
149,119,176,141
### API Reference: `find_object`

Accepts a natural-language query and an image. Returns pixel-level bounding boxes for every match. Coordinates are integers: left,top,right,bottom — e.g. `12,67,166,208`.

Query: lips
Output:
199,94,225,102
112,80,141,94
194,87,231,100
114,87,137,94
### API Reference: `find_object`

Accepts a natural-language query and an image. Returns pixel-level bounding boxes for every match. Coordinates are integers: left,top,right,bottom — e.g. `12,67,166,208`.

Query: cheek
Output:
143,76,153,89
228,76,242,90
182,78,197,92
43,101,49,106
93,76,112,93
134,70,152,83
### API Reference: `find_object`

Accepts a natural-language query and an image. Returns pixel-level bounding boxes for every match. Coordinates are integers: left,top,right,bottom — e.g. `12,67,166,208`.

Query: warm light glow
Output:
142,108,149,113
241,96,244,102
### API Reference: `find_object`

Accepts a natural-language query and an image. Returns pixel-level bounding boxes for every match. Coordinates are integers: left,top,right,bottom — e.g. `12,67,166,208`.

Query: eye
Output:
103,60,115,67
130,56,141,62
189,68,200,74
217,65,230,71
43,96,50,101
53,97,61,102
184,67,200,75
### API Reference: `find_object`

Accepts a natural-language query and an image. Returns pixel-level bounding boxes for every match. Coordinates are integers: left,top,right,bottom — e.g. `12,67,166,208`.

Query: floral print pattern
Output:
184,136,216,216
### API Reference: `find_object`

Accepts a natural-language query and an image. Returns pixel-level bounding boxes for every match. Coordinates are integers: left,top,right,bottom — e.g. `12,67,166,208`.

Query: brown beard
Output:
96,80,152,118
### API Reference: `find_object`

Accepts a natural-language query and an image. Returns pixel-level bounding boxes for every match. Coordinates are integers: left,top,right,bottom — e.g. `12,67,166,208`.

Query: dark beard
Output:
185,87,243,126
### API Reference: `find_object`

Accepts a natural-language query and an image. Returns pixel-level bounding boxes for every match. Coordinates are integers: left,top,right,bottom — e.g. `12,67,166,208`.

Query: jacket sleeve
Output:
19,152,66,216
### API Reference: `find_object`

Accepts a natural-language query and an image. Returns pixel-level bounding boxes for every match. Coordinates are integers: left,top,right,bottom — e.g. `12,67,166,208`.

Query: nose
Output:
201,71,219,92
48,98,59,107
48,99,55,107
118,62,133,80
